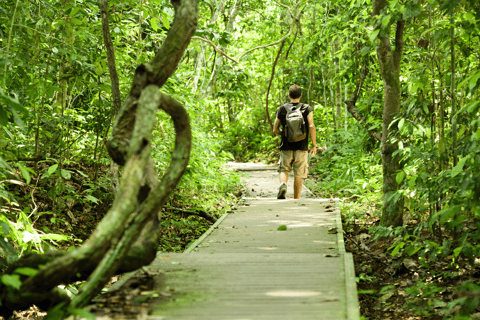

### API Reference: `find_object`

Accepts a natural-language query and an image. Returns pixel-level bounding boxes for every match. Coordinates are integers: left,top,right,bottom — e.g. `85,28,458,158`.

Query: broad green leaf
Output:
451,156,468,177
70,7,80,17
17,164,31,184
162,13,170,29
391,241,405,256
469,71,480,91
60,169,72,180
14,267,38,276
85,195,99,204
151,17,159,32
359,46,371,56
48,164,59,175
1,274,22,290
453,246,462,258
0,221,10,235
398,118,405,131
10,109,25,130
41,233,69,241
0,237,18,263
70,308,95,320
369,29,380,42
0,89,27,113
396,171,406,184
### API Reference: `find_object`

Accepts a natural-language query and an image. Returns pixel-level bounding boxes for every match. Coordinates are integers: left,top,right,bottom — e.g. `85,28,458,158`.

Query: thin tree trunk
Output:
34,59,50,172
191,0,227,94
373,0,405,227
322,72,329,142
329,77,337,129
450,14,457,166
266,40,285,134
100,0,123,191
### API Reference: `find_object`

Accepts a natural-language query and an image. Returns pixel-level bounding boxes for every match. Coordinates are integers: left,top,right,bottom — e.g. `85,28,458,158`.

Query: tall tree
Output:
372,0,405,226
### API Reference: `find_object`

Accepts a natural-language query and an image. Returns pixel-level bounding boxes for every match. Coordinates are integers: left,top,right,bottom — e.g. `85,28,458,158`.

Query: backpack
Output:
284,103,306,142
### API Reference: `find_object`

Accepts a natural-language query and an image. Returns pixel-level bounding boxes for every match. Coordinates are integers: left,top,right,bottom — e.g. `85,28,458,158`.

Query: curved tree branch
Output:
191,36,239,63
0,0,197,316
344,57,382,142
237,24,294,61
99,0,122,115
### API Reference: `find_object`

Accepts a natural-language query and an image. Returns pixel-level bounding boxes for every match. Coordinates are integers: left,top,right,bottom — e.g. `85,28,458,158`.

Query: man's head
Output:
288,84,302,99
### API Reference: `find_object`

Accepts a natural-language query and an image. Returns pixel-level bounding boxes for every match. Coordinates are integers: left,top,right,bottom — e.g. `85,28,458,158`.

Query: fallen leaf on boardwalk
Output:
328,227,338,234
277,225,287,231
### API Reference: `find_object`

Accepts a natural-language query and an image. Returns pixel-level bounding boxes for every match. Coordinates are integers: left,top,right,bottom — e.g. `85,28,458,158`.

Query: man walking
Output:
273,84,316,199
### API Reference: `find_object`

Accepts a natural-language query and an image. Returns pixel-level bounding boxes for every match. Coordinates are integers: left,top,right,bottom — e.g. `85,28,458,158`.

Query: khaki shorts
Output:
278,150,309,179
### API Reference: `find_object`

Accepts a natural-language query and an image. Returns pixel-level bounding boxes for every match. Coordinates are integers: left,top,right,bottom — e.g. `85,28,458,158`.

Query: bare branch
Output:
272,0,291,11
191,36,239,64
237,24,294,61
344,58,382,142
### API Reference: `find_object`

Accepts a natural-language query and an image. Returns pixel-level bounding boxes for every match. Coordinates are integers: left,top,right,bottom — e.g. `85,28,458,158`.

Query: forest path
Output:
107,163,360,319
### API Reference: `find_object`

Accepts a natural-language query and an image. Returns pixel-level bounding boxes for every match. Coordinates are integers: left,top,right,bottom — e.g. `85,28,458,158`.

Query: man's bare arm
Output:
273,118,282,135
307,111,316,157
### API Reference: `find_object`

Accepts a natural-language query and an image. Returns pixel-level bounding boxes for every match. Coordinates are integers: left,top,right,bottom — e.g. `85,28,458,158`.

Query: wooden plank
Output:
150,253,347,320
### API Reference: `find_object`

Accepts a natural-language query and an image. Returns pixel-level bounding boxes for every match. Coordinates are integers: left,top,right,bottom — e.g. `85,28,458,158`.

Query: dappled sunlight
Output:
286,222,313,228
265,290,321,297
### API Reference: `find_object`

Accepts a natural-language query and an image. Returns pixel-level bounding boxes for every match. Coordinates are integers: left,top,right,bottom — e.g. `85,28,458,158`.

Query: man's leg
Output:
292,150,308,199
293,177,303,199
277,151,292,199
279,171,289,184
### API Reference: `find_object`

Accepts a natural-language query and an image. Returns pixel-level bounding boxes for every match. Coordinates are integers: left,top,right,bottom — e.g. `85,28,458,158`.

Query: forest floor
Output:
4,162,480,319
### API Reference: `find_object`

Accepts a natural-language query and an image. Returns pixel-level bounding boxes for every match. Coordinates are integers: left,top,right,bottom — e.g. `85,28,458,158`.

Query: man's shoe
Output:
277,183,287,199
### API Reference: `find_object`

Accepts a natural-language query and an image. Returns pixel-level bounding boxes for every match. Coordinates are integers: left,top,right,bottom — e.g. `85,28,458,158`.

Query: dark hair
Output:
288,84,302,99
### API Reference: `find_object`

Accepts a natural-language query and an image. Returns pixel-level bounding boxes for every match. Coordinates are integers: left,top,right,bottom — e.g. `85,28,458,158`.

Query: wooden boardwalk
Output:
146,163,360,319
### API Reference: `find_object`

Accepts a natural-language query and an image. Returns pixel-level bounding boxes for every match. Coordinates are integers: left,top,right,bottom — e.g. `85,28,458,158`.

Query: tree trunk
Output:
373,0,405,227
266,40,285,134
0,0,198,317
204,1,240,97
191,0,227,95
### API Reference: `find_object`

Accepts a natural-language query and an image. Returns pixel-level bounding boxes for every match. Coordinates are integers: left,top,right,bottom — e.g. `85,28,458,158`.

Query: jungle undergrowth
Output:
307,130,480,320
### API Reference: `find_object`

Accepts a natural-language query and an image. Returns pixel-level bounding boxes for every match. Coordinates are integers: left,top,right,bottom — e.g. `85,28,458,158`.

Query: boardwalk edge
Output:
184,210,231,253
334,201,361,320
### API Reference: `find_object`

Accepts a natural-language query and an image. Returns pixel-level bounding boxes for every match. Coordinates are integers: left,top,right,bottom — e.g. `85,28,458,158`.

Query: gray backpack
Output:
285,103,306,142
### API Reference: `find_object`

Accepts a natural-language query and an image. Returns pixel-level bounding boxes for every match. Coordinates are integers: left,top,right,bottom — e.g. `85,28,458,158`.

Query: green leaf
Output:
396,171,406,184
1,274,22,290
369,29,380,42
451,156,468,177
0,89,27,113
60,169,72,180
14,267,38,276
48,164,59,175
277,225,287,231
453,246,462,258
398,118,405,131
151,17,158,32
162,13,170,30
0,237,18,263
359,46,371,56
85,195,99,204
391,241,405,256
70,307,96,320
0,221,10,236
17,163,31,184
41,233,69,241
